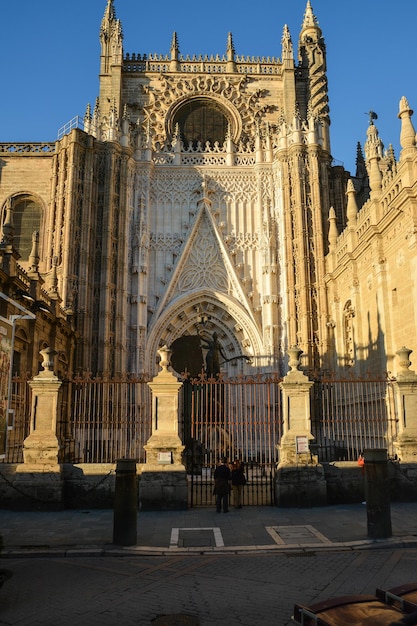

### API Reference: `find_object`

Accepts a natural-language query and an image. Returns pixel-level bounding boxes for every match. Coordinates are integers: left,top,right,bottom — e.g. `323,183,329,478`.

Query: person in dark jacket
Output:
231,459,246,509
213,457,231,513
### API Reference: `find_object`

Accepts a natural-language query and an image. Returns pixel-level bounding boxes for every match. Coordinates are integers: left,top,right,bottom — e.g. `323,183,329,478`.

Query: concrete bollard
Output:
113,459,138,546
364,449,392,539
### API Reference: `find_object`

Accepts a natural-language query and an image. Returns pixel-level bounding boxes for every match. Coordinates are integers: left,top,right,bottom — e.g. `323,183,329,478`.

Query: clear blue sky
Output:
1,0,416,174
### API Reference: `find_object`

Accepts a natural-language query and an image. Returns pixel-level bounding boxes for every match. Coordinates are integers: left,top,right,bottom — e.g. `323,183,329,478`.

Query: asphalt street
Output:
2,549,417,625
0,503,416,625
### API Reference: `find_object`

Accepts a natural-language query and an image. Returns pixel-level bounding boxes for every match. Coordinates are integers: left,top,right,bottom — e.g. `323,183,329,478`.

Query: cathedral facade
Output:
1,0,416,382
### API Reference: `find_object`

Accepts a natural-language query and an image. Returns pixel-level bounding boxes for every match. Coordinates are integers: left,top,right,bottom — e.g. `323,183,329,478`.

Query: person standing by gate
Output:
213,457,231,513
231,459,246,509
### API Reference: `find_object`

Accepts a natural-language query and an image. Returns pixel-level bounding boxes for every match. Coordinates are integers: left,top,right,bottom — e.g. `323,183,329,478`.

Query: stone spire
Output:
83,102,92,135
298,2,330,151
346,179,359,224
301,0,321,35
48,256,59,299
91,97,101,139
364,116,383,196
170,32,180,72
100,0,123,73
103,0,116,22
27,231,40,277
355,142,367,179
281,24,293,65
99,0,123,127
121,104,130,147
226,32,237,73
398,96,416,153
328,206,338,248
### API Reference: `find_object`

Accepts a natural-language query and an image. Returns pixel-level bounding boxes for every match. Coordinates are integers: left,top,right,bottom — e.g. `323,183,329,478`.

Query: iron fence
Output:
182,375,283,467
312,378,398,461
1,375,31,463
181,375,283,506
0,373,400,467
58,374,152,464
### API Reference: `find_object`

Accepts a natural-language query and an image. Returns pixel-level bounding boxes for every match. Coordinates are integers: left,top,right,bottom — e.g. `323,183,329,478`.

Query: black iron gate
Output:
181,376,283,507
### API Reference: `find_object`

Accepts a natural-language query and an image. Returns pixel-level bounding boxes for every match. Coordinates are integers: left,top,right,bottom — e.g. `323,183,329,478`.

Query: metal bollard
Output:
113,459,138,546
364,449,392,539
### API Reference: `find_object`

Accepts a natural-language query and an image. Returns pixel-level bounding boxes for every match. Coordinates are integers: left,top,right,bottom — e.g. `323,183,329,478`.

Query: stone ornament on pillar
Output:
275,346,326,506
158,344,171,372
15,346,64,508
287,345,303,373
278,346,315,466
396,346,414,376
140,344,187,510
17,346,63,471
144,345,185,463
39,346,58,376
393,347,417,462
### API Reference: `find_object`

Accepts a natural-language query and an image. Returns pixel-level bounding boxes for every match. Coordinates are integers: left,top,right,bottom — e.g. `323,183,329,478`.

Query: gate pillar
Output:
392,347,417,463
15,347,64,509
275,346,327,507
140,345,188,510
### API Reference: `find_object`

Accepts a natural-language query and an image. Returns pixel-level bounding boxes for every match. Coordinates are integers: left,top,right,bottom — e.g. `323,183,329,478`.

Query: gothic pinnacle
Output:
302,1,320,31
170,32,180,59
346,179,359,224
170,32,180,71
226,32,236,72
103,0,116,22
398,96,416,151
328,207,338,248
227,32,235,58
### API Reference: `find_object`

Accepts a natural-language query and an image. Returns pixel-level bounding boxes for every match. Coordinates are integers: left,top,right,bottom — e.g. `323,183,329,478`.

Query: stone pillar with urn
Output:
275,346,327,506
392,347,417,464
15,347,64,509
139,345,188,510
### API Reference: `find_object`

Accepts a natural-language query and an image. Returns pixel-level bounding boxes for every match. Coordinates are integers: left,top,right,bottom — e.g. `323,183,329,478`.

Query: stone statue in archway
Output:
201,332,227,378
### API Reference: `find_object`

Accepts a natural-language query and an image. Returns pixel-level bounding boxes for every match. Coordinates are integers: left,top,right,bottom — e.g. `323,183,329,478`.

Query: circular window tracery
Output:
172,98,230,148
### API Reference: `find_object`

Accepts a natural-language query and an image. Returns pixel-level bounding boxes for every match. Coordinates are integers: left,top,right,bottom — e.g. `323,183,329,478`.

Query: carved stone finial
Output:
346,179,358,223
398,96,416,151
328,206,338,247
288,345,303,372
48,256,59,298
281,24,293,56
157,345,172,372
27,231,40,275
39,347,58,374
396,346,413,372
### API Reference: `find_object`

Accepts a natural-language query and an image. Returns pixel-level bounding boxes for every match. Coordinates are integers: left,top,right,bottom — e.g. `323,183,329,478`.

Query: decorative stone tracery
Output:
138,73,275,148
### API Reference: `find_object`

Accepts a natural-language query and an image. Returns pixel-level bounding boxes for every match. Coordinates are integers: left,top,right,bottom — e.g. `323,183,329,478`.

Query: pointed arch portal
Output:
145,290,264,377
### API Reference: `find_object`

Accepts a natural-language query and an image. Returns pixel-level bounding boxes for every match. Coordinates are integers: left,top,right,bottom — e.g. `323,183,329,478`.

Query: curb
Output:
2,537,417,559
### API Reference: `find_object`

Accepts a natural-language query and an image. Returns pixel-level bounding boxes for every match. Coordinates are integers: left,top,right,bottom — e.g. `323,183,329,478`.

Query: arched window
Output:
173,99,229,148
10,195,42,261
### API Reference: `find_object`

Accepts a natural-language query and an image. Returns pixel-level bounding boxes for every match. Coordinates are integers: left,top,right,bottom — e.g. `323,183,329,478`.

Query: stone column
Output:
275,346,326,506
392,347,417,463
139,345,187,510
15,347,64,509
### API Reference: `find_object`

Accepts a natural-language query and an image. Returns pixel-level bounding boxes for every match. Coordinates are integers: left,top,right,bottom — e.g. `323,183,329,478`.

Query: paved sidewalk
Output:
1,502,417,556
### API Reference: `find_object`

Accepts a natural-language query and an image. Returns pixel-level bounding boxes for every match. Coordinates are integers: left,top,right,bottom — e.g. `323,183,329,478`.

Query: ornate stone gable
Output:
150,197,256,327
